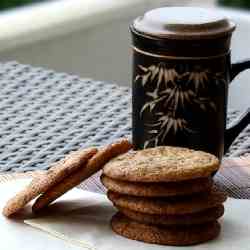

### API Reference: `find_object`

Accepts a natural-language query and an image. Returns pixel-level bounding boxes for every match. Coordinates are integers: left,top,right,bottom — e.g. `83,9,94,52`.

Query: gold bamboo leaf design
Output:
179,90,185,108
146,89,158,99
148,130,158,134
173,119,178,134
134,63,225,148
158,115,170,129
140,96,165,117
159,88,172,95
142,73,151,86
174,89,180,112
163,87,176,107
145,121,162,127
149,65,158,81
134,75,140,82
188,70,209,91
164,69,178,85
156,66,164,89
209,101,217,111
162,118,174,141
139,65,148,72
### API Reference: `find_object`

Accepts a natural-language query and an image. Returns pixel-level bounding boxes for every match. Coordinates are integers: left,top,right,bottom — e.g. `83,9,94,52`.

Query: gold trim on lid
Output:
133,46,230,60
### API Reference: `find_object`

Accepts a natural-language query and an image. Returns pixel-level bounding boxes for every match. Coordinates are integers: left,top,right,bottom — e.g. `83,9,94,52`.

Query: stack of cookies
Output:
102,146,227,246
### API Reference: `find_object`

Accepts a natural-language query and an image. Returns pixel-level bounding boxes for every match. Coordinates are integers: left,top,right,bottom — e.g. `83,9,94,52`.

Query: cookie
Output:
103,146,219,182
111,212,220,246
2,147,97,217
32,139,132,212
107,186,227,215
116,205,224,225
101,175,213,197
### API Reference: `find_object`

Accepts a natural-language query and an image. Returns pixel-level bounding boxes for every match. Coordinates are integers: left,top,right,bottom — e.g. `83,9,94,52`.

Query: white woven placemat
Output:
0,61,249,174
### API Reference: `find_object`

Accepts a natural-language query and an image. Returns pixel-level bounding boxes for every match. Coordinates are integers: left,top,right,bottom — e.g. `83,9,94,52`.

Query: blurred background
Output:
0,0,249,111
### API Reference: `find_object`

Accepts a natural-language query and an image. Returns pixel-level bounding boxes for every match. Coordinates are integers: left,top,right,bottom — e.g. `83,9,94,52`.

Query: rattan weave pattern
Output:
0,62,248,172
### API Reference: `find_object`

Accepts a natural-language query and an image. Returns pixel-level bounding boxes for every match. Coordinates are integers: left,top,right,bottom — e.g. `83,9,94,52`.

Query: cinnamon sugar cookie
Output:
111,212,220,246
108,187,227,215
117,205,224,225
32,139,132,212
101,175,213,197
3,147,97,217
103,146,219,182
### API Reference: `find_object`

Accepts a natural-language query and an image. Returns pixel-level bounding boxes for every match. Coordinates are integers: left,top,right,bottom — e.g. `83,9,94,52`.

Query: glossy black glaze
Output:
131,26,250,161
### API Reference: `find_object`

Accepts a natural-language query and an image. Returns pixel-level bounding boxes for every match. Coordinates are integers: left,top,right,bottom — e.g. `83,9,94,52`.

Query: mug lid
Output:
133,7,235,40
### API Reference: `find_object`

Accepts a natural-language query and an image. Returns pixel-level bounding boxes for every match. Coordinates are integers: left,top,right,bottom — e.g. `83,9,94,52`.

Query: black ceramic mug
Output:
130,7,250,160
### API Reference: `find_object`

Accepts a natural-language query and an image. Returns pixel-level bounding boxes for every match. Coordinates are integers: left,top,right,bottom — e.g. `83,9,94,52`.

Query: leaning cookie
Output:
2,147,97,217
111,212,221,246
101,175,213,197
32,139,132,212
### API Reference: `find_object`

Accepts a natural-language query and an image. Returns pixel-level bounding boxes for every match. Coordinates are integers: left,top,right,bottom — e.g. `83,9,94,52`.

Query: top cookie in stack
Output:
102,146,227,246
103,146,219,183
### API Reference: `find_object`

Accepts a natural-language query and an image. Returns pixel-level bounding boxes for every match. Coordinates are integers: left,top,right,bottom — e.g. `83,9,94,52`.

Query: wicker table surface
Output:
0,61,250,173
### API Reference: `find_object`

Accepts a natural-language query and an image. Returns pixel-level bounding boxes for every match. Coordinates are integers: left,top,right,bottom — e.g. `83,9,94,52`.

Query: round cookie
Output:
101,175,213,197
107,187,227,215
116,205,224,225
103,146,219,182
111,212,221,246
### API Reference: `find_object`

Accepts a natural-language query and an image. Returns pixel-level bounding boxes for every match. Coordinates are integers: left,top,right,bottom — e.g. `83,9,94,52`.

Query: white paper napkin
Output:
1,179,250,250
0,179,87,250
25,184,250,250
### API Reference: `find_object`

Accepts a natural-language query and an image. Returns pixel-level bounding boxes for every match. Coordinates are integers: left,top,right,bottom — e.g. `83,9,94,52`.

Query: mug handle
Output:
231,60,250,81
224,59,250,152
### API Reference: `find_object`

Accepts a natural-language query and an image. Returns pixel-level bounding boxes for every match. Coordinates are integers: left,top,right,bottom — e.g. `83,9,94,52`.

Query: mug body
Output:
130,8,235,160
